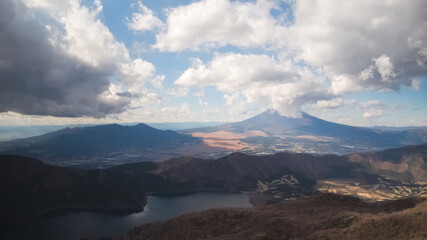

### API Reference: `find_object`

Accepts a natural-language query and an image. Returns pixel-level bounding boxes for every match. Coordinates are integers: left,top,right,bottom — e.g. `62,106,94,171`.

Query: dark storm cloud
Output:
0,0,129,118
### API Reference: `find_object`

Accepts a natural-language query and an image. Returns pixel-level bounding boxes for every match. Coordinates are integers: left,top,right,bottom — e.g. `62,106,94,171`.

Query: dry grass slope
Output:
116,194,427,240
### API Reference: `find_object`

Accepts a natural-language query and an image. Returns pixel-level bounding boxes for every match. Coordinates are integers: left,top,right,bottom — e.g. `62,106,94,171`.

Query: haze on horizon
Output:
0,0,426,127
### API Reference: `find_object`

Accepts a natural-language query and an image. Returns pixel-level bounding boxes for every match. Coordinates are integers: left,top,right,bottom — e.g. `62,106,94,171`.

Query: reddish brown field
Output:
190,130,267,150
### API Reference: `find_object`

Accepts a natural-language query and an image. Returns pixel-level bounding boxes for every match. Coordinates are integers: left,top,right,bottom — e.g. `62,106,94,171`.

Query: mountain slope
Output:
183,110,426,155
115,194,427,240
0,155,146,225
347,144,427,182
0,123,199,166
1,111,425,165
112,144,427,201
186,110,389,137
2,144,426,225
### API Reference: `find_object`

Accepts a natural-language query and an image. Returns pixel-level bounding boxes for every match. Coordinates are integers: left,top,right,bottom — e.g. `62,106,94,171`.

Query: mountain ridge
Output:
0,110,426,167
0,123,200,166
1,144,426,225
0,155,147,225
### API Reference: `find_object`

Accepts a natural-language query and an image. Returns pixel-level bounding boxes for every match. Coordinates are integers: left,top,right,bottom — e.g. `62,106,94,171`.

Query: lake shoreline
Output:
0,200,147,227
1,190,251,227
0,192,253,240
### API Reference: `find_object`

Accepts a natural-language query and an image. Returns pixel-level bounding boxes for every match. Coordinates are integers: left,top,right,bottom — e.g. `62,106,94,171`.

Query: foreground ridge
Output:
113,194,427,240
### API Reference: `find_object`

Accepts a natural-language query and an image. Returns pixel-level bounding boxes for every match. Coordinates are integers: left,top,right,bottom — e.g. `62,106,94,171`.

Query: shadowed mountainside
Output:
110,152,351,197
347,144,427,182
0,155,146,225
2,144,426,225
0,123,199,165
112,144,427,201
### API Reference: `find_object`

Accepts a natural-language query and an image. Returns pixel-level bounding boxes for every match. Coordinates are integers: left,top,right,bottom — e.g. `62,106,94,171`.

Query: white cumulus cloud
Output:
288,0,427,93
165,0,427,118
154,0,285,51
127,1,164,32
175,53,329,117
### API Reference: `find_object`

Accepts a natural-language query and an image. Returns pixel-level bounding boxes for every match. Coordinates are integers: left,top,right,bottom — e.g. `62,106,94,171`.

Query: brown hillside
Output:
116,194,426,240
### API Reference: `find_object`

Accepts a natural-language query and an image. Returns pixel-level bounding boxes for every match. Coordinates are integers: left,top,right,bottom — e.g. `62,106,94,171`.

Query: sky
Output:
0,0,426,126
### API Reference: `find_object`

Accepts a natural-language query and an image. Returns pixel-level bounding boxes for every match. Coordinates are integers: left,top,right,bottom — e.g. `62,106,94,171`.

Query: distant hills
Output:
146,121,227,131
0,110,426,167
0,122,226,141
0,123,199,167
0,125,74,141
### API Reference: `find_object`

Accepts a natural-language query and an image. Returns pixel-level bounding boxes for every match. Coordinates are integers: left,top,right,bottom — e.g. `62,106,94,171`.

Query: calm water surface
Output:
1,192,251,240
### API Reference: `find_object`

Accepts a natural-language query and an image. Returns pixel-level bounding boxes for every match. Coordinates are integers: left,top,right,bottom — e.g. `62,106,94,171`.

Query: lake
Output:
0,192,252,240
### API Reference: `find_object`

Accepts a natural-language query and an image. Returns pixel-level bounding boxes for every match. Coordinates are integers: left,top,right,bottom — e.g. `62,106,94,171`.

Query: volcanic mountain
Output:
0,111,425,167
0,123,199,167
183,110,427,155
